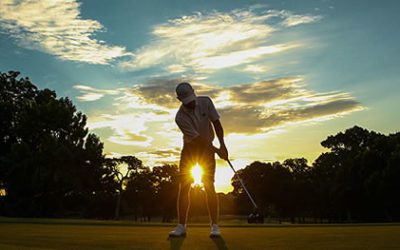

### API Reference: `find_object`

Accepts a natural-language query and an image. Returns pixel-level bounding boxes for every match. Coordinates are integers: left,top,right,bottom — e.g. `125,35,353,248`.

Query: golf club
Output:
226,159,258,210
226,159,264,223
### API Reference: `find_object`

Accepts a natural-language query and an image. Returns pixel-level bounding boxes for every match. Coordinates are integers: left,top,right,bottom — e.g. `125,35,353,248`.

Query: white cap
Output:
176,82,196,104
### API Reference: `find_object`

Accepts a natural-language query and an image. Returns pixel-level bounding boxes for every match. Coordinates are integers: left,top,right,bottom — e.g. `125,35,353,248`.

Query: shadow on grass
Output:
168,237,185,250
211,236,228,250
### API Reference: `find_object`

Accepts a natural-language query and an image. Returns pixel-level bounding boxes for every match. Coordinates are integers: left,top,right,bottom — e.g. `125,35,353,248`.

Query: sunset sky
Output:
1,0,399,192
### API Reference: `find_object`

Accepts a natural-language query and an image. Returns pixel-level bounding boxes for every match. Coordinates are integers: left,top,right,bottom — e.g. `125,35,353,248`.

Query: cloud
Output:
149,148,181,158
126,78,218,109
281,13,322,27
134,148,181,167
218,105,266,133
73,84,122,101
193,44,297,70
0,0,129,64
118,8,320,72
129,79,181,109
73,83,178,150
87,113,158,147
104,148,181,168
243,64,268,73
0,3,320,69
167,64,186,73
120,77,363,134
228,77,306,104
219,99,362,134
109,132,152,147
217,78,363,133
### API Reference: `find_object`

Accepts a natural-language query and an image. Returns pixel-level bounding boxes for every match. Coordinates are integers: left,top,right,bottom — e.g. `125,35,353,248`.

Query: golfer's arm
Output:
212,119,225,147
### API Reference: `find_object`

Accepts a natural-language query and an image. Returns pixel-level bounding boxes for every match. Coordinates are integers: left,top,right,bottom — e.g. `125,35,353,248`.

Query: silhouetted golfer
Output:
169,82,228,238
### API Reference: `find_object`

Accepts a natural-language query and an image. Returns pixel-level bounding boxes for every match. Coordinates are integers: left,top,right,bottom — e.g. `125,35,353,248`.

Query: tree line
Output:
0,71,399,222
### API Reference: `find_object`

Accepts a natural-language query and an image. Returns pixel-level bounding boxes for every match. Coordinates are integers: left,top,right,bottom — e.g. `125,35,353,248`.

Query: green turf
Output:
0,218,399,249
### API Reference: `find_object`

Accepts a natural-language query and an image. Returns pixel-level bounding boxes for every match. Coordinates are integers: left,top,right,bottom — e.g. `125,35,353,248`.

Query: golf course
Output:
0,217,399,249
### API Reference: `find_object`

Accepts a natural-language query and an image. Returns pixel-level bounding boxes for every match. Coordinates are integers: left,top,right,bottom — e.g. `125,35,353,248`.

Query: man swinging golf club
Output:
169,82,228,238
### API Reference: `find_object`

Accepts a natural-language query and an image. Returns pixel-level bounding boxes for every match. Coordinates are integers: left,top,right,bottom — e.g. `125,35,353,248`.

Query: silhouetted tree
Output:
124,163,154,221
312,126,400,221
106,156,145,219
151,164,179,222
231,161,292,220
282,158,312,223
0,71,107,217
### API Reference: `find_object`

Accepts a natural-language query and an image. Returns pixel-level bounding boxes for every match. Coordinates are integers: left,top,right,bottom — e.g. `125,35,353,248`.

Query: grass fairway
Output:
0,218,399,249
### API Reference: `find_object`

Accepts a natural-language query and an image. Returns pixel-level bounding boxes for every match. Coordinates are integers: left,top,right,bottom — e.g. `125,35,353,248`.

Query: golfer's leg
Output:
177,182,191,225
202,144,218,225
204,181,218,225
177,144,193,225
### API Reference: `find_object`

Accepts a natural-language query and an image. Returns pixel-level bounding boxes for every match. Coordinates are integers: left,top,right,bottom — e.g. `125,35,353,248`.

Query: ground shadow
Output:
211,236,228,250
168,236,185,250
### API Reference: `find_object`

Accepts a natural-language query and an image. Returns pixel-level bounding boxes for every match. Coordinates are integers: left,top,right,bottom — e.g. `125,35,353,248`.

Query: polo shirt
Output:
175,96,220,144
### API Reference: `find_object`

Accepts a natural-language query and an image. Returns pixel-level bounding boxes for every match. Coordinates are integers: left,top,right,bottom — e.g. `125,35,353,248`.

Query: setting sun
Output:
191,164,203,186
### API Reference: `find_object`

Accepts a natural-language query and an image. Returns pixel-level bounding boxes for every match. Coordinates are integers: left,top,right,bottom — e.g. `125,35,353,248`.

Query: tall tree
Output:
312,126,397,221
0,71,107,217
151,164,179,222
124,162,154,221
108,156,147,219
282,158,312,223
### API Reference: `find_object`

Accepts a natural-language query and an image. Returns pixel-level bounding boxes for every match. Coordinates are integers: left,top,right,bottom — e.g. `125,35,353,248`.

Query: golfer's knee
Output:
179,182,191,194
203,181,216,193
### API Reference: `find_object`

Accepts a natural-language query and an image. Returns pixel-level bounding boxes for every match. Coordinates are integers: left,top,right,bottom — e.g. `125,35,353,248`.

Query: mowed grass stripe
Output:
0,220,400,249
1,216,399,228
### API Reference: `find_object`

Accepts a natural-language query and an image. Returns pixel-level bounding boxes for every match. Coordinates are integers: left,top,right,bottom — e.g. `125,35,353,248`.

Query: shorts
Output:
179,141,216,184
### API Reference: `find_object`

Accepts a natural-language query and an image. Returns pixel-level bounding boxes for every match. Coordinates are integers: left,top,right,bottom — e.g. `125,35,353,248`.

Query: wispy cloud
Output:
75,82,178,149
0,3,320,69
243,64,269,73
282,15,321,27
87,113,158,147
134,148,181,166
0,0,129,64
73,84,122,101
119,8,320,72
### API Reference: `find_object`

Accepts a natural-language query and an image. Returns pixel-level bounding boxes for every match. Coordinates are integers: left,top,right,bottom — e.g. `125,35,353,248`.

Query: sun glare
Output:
191,163,203,186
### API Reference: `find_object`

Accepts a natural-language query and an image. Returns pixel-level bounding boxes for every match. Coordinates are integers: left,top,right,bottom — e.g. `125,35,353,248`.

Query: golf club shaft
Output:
226,159,258,210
